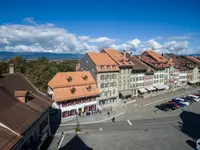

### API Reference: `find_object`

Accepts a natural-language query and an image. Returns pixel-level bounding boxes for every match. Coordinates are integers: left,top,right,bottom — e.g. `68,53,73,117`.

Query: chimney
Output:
9,64,14,74
123,50,126,58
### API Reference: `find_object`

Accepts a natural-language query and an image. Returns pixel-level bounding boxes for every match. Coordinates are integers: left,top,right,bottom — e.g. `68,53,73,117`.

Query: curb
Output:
60,112,125,126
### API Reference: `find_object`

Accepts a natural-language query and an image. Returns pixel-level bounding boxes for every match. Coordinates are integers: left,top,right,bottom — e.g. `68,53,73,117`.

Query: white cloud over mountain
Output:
0,19,195,54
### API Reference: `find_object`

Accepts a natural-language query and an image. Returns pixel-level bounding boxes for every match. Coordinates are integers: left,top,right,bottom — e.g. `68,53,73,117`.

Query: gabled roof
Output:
122,52,148,70
87,52,117,65
0,73,52,149
87,52,119,72
48,71,96,89
140,55,169,69
186,56,200,66
145,50,168,63
53,84,100,101
101,48,134,67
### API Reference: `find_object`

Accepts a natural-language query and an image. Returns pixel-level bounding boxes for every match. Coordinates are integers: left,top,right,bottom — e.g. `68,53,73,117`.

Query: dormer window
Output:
87,85,91,91
101,65,104,70
71,87,76,94
83,75,88,81
67,76,72,82
107,65,110,70
112,65,116,69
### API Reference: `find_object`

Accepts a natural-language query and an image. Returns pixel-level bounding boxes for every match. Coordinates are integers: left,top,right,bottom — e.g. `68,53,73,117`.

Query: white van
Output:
188,95,200,102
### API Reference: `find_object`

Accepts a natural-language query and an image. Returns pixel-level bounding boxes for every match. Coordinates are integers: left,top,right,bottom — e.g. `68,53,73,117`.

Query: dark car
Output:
166,101,180,110
181,97,195,104
155,104,169,111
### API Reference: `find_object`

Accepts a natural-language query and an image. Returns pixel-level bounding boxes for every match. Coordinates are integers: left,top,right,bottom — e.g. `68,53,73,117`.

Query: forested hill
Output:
0,56,78,92
0,51,83,60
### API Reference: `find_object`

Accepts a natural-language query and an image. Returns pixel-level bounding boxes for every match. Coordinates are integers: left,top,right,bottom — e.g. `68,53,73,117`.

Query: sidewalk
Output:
61,105,126,125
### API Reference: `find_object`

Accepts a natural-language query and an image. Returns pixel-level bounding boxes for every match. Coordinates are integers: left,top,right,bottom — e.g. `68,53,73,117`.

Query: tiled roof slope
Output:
0,127,21,150
48,71,96,89
186,56,200,66
87,52,119,72
0,73,52,113
101,48,134,66
0,86,39,135
53,84,100,101
145,50,168,63
122,52,148,70
0,73,52,149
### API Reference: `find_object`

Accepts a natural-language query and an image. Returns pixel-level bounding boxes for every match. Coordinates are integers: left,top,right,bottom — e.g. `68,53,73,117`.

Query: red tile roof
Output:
102,48,134,67
145,50,168,63
87,52,119,72
48,71,96,89
48,72,100,101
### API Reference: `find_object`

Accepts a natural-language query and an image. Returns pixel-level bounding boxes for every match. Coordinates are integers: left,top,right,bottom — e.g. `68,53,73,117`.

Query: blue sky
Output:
0,0,200,54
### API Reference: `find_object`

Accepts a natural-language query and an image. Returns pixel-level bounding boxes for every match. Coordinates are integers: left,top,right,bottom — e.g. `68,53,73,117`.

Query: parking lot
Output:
118,87,200,121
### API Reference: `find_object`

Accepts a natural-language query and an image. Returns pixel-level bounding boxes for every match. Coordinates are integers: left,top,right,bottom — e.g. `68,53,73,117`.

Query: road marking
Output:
127,120,132,125
57,134,65,149
60,112,125,126
99,128,103,131
143,89,197,107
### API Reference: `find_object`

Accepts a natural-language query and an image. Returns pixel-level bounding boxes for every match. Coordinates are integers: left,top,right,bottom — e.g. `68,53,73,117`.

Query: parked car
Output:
188,95,200,102
181,97,195,103
171,99,186,107
172,98,190,106
155,104,169,111
166,102,180,110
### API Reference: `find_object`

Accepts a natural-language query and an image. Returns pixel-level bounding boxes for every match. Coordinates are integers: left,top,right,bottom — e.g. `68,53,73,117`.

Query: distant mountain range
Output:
0,51,84,60
0,51,199,61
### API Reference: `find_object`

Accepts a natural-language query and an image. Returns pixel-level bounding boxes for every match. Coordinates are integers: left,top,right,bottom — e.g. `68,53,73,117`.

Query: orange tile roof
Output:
102,48,134,66
48,71,96,89
145,50,168,63
187,56,200,65
87,52,119,72
53,84,100,101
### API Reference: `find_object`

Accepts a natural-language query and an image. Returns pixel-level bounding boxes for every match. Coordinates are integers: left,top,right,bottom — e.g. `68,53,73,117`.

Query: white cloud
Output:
0,23,115,53
145,39,162,50
163,41,189,53
0,19,197,54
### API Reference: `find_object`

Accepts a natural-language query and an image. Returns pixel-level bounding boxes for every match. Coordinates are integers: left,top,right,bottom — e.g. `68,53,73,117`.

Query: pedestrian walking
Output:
112,117,115,123
107,111,110,118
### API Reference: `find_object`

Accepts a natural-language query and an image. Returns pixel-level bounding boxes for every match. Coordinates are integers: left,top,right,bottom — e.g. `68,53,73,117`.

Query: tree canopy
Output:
0,57,78,92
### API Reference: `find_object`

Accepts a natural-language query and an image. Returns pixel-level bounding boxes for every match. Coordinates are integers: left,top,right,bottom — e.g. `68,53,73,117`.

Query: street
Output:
48,87,200,150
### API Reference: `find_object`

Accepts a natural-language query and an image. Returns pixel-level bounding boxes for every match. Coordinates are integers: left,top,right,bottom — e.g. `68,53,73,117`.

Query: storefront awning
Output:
120,90,132,97
138,88,147,93
145,86,156,91
153,84,167,90
188,79,200,84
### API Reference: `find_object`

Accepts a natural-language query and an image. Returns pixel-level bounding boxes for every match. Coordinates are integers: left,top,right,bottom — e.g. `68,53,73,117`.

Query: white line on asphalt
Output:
60,112,125,126
127,120,132,126
143,89,197,107
57,134,65,149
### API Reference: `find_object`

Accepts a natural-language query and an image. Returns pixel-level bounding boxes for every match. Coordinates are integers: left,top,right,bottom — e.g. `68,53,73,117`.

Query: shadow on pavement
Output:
179,111,200,149
43,109,61,150
59,134,93,150
186,140,196,149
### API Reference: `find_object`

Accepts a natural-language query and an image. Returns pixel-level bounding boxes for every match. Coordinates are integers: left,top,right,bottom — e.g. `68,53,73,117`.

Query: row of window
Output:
100,82,117,88
100,74,117,80
101,65,116,71
129,77,144,82
154,79,164,84
101,90,116,97
154,74,164,79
